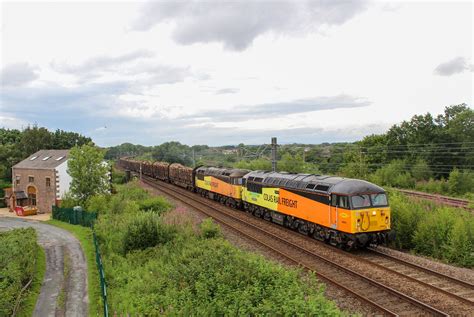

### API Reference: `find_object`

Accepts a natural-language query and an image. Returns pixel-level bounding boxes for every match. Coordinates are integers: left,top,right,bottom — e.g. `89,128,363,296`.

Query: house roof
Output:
13,149,70,170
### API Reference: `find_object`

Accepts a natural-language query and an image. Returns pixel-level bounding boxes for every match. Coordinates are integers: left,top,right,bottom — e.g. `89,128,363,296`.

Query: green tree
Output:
51,129,92,149
67,144,110,203
19,125,53,154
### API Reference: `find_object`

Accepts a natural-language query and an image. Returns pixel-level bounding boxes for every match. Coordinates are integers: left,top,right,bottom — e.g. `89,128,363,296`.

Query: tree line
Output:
107,104,473,197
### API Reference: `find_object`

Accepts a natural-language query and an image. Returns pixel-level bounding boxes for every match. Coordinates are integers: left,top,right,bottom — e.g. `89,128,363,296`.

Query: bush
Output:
369,160,415,188
0,179,9,207
443,217,474,267
111,168,127,185
389,192,424,249
106,236,341,315
122,213,176,254
0,228,39,316
59,191,81,208
413,208,456,258
85,195,110,213
200,218,222,239
415,178,449,195
448,169,474,196
139,197,172,215
390,191,474,267
115,181,149,201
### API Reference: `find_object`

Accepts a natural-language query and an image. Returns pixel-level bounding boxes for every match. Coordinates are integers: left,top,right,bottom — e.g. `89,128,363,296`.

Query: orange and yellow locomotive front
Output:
195,175,243,200
242,186,391,235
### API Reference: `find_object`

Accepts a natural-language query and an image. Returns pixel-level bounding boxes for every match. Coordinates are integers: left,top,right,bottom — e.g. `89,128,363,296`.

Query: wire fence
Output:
92,230,109,317
52,206,97,227
52,206,109,317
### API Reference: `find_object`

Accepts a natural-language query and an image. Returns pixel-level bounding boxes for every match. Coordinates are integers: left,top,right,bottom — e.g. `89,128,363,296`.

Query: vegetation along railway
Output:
119,158,474,316
395,188,473,211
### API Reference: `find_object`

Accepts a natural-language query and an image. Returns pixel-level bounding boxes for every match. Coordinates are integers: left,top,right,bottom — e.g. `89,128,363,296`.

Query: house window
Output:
46,177,51,187
29,176,34,183
16,176,20,185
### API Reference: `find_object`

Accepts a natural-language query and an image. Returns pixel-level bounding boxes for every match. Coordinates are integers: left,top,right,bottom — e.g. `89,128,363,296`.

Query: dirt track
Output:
0,217,88,317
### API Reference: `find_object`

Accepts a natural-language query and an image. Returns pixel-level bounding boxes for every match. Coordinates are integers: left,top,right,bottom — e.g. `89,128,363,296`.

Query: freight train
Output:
119,158,394,249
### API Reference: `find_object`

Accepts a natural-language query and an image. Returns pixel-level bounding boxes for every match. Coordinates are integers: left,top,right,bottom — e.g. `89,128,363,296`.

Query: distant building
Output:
222,149,238,155
11,150,71,213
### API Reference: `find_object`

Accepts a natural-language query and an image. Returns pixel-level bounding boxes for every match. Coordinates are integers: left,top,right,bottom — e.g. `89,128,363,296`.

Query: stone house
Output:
11,149,71,213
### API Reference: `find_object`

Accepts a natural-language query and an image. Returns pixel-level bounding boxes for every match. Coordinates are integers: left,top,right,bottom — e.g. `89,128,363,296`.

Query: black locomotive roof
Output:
196,166,249,178
244,170,385,195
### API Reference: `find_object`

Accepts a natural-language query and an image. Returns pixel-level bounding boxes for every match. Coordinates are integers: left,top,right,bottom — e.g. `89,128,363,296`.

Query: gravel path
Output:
0,217,88,317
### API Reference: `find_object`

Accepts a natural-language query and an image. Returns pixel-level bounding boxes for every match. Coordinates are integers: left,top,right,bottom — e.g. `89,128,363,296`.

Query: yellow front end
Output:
351,207,391,234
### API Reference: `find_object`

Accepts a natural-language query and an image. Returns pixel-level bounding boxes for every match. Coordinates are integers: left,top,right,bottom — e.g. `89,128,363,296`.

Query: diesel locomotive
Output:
119,158,393,249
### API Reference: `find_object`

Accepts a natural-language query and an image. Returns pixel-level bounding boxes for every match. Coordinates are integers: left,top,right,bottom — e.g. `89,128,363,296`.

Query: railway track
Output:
140,175,456,316
396,188,472,211
362,248,474,306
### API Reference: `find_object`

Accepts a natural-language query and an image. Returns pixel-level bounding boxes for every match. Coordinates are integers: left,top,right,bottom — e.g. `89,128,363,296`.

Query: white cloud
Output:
51,50,154,74
132,0,368,51
434,57,472,76
0,114,29,129
0,63,39,86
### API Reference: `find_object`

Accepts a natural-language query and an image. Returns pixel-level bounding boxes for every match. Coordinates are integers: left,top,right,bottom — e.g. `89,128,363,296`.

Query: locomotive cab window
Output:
371,193,388,206
351,194,371,209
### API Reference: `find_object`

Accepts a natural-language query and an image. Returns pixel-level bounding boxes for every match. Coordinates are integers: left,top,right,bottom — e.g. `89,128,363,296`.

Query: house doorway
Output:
27,186,37,206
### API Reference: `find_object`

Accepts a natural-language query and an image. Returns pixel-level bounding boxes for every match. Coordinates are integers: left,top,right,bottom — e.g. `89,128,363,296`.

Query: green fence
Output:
52,206,108,317
52,206,97,227
93,231,109,317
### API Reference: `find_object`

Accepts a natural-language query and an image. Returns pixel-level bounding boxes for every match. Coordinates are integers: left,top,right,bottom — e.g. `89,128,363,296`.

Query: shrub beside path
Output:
0,216,88,317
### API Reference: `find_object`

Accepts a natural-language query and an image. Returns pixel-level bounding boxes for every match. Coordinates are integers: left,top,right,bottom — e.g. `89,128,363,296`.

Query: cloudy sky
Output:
0,0,472,146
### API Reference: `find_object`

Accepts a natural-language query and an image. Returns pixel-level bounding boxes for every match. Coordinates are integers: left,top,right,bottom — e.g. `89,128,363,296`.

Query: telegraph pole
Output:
271,137,277,172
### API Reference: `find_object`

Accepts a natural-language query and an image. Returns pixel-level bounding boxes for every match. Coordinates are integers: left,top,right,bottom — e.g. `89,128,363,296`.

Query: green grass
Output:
56,251,71,313
17,246,46,317
46,220,102,317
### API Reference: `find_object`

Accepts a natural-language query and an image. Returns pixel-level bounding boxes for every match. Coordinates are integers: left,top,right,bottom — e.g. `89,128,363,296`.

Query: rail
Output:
395,188,472,210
